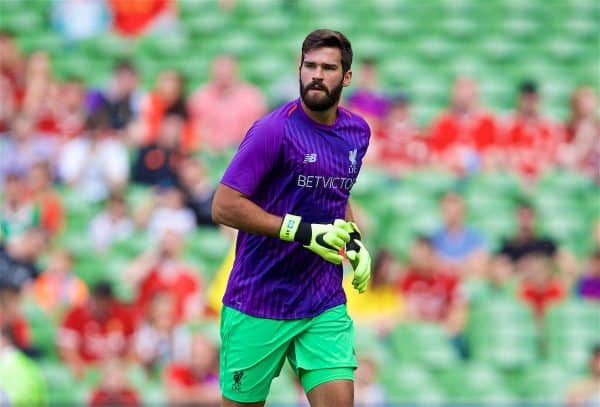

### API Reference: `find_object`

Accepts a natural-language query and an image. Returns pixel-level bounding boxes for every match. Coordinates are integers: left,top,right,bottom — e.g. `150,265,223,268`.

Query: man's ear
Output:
343,69,352,88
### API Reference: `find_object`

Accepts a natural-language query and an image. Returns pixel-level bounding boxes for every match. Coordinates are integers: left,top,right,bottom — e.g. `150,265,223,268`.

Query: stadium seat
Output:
41,360,92,405
545,300,600,371
17,31,64,55
436,362,517,403
467,298,537,369
380,363,446,404
389,323,459,369
22,300,58,360
515,362,573,403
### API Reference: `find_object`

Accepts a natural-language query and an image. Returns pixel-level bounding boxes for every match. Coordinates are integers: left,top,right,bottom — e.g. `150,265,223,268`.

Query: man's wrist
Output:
279,214,311,245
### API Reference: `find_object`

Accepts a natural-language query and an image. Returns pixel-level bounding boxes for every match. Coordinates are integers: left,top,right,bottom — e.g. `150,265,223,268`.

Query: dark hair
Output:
414,235,433,247
114,59,136,73
0,29,14,39
520,80,538,95
516,196,534,210
85,109,112,132
301,29,353,73
92,281,114,298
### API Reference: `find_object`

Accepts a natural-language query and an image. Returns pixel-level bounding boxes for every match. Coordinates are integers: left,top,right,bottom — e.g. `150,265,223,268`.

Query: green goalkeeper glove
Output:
342,221,372,293
280,215,350,264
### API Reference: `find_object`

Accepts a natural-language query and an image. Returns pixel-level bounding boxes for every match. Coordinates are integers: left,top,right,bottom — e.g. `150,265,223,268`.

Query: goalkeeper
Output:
212,29,371,407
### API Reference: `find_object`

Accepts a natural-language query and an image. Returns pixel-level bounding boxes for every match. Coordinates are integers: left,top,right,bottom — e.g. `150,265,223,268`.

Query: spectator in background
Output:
0,74,17,134
138,70,196,150
0,325,48,407
89,194,134,252
99,60,142,130
431,191,488,277
397,237,467,336
575,250,600,303
89,358,140,407
133,292,177,373
188,54,266,151
126,230,204,324
32,250,88,316
344,250,403,337
0,31,24,132
560,86,600,180
132,112,184,187
59,112,129,202
0,114,58,184
21,52,60,136
58,281,137,379
48,77,88,139
503,80,562,177
51,0,110,42
428,77,498,173
346,58,390,132
518,254,565,321
0,285,32,355
163,332,221,405
27,161,63,236
0,228,46,289
136,186,195,238
0,171,39,241
370,93,428,174
354,355,386,407
177,156,216,227
565,345,600,406
500,200,557,268
107,0,178,37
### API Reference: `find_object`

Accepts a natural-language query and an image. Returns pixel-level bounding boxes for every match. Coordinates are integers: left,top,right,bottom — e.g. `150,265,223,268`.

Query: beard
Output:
299,78,344,112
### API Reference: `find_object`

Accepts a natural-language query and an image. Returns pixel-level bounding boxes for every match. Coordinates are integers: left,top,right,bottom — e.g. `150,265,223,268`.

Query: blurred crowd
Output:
0,12,599,406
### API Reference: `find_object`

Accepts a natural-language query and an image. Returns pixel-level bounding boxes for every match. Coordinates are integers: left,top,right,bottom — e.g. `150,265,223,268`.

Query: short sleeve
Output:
220,117,283,197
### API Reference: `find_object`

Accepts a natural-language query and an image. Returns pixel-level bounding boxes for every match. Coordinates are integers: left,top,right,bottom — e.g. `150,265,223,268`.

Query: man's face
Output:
452,77,477,111
591,352,600,377
441,194,465,227
519,92,539,115
517,206,535,234
299,47,351,112
212,55,237,88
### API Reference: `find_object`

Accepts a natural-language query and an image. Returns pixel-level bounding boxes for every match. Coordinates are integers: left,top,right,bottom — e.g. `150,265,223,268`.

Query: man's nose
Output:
312,66,324,80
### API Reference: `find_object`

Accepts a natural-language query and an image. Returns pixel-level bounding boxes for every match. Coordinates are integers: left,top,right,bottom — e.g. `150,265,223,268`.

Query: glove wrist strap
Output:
347,221,362,252
280,214,311,245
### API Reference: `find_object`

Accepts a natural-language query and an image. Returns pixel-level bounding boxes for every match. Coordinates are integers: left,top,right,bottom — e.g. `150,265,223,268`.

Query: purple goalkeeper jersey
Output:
220,99,371,319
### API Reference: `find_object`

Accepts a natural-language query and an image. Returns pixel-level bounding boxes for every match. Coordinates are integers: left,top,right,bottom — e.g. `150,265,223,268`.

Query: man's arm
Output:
211,183,283,238
345,201,355,223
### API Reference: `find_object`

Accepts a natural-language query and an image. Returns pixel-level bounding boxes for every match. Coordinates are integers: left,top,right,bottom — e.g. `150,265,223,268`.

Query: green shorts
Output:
219,304,357,403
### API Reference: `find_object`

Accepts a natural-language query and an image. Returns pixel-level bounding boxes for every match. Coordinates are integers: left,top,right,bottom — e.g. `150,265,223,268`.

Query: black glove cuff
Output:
347,239,361,253
294,222,312,245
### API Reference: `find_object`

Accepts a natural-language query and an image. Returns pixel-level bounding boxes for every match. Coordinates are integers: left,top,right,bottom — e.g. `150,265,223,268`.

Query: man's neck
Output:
300,100,338,126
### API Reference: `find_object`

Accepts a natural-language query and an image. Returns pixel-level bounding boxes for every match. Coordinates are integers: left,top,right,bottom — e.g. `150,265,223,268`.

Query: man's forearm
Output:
345,202,355,222
212,184,283,238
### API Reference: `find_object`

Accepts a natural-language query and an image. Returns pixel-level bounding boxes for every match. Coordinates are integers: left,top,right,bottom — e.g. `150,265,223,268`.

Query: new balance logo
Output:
303,153,317,163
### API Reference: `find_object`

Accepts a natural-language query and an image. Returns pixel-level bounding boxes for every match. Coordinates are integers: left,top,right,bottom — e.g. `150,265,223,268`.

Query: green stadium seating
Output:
41,360,92,406
389,323,459,369
17,31,64,55
545,300,600,371
515,362,573,403
380,363,446,404
467,298,537,369
22,300,58,360
436,362,517,403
